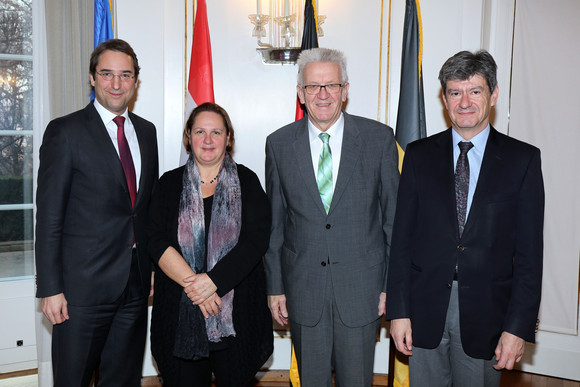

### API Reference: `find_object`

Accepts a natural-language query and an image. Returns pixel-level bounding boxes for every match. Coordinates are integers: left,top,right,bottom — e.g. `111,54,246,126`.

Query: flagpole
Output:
110,0,117,37
377,0,392,125
184,0,187,116
386,0,392,124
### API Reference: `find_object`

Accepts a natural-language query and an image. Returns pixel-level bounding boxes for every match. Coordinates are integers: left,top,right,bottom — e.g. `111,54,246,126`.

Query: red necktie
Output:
113,116,137,207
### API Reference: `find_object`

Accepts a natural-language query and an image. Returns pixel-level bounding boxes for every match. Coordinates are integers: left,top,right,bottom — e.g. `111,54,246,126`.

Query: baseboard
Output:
141,370,389,386
0,368,37,380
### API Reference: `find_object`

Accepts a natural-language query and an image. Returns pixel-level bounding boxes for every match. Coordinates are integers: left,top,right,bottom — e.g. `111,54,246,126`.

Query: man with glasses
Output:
386,50,544,386
265,47,399,386
36,39,158,386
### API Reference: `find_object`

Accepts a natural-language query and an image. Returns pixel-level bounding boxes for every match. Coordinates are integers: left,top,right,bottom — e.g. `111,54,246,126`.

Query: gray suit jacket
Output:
265,112,399,327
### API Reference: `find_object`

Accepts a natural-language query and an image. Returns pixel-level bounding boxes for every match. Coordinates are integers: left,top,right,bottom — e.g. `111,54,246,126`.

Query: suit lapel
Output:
330,113,361,214
434,129,461,237
462,127,504,237
131,113,149,209
292,120,328,215
84,103,134,206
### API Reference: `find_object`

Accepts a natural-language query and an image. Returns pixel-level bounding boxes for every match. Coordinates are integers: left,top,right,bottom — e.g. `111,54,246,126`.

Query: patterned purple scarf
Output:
174,153,241,360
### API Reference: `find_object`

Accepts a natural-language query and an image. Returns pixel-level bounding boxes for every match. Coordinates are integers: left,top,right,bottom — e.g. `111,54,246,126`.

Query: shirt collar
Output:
308,112,344,143
452,124,490,152
93,99,129,125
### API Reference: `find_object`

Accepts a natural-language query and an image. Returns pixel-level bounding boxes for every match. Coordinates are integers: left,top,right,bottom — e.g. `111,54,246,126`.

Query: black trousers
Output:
161,348,255,387
52,250,148,387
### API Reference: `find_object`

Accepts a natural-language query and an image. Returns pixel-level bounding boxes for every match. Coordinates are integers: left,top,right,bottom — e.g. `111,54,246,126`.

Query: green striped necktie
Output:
317,132,333,213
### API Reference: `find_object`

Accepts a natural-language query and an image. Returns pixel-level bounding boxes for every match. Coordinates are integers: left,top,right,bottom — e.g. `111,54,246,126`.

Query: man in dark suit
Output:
265,48,399,386
35,39,158,386
386,50,544,386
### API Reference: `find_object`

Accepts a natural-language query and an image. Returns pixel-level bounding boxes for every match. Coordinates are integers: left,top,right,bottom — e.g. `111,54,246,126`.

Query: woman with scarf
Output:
148,103,273,386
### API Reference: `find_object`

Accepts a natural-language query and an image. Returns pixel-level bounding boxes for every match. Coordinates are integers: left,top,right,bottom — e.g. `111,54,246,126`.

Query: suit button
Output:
446,283,452,289
321,261,327,267
325,224,331,229
457,245,465,252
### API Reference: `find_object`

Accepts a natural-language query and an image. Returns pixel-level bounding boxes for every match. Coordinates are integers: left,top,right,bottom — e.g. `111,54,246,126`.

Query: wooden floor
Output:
2,369,579,386
142,370,580,387
500,371,580,387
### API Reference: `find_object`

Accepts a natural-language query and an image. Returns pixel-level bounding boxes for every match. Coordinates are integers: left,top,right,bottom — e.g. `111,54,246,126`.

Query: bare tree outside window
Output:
0,0,33,280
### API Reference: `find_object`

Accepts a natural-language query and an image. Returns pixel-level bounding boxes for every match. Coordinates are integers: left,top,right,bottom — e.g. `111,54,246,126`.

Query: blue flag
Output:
92,0,114,100
94,0,113,48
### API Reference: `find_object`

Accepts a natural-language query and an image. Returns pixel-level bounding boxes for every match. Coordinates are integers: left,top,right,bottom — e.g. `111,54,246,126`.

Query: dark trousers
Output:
52,250,148,387
161,349,255,387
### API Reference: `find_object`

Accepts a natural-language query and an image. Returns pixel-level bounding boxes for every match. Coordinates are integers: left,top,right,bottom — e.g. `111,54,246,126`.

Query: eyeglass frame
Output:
302,83,346,95
95,71,136,82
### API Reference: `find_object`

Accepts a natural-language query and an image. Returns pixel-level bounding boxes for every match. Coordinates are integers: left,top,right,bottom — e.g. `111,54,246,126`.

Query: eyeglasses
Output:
95,71,135,82
302,83,345,95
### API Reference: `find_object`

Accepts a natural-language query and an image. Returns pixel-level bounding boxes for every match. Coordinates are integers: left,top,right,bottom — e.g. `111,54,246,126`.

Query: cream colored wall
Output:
2,0,575,381
113,0,491,376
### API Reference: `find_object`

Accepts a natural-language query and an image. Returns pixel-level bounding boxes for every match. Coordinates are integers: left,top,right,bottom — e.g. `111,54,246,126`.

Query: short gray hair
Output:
438,50,498,95
296,48,348,86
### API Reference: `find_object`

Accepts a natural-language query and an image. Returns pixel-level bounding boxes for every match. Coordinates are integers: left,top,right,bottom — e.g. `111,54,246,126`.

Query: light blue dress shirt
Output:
452,125,490,220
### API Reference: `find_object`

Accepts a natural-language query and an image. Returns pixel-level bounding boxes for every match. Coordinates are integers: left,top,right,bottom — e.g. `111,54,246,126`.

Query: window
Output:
0,0,33,281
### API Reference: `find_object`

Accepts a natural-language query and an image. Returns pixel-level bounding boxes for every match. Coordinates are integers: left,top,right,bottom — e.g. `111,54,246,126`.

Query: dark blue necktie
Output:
455,141,474,236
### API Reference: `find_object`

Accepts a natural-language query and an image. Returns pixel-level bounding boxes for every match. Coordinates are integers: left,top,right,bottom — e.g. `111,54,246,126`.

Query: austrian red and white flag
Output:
180,0,215,165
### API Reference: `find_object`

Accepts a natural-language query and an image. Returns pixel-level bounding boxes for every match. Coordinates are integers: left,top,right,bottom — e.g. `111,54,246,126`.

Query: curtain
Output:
509,0,580,335
35,1,93,386
44,0,93,119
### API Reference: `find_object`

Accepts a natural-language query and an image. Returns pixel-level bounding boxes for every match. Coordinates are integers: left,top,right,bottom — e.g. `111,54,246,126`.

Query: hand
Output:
183,273,218,305
378,292,387,316
494,331,525,370
149,271,155,297
41,293,69,325
390,318,413,356
198,293,222,319
268,294,289,326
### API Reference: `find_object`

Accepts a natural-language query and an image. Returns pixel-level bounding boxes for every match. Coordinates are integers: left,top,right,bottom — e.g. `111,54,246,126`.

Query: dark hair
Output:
183,102,235,155
89,39,140,78
438,50,497,95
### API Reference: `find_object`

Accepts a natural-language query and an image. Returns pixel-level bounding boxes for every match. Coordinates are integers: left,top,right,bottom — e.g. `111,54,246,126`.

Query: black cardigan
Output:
148,163,273,384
